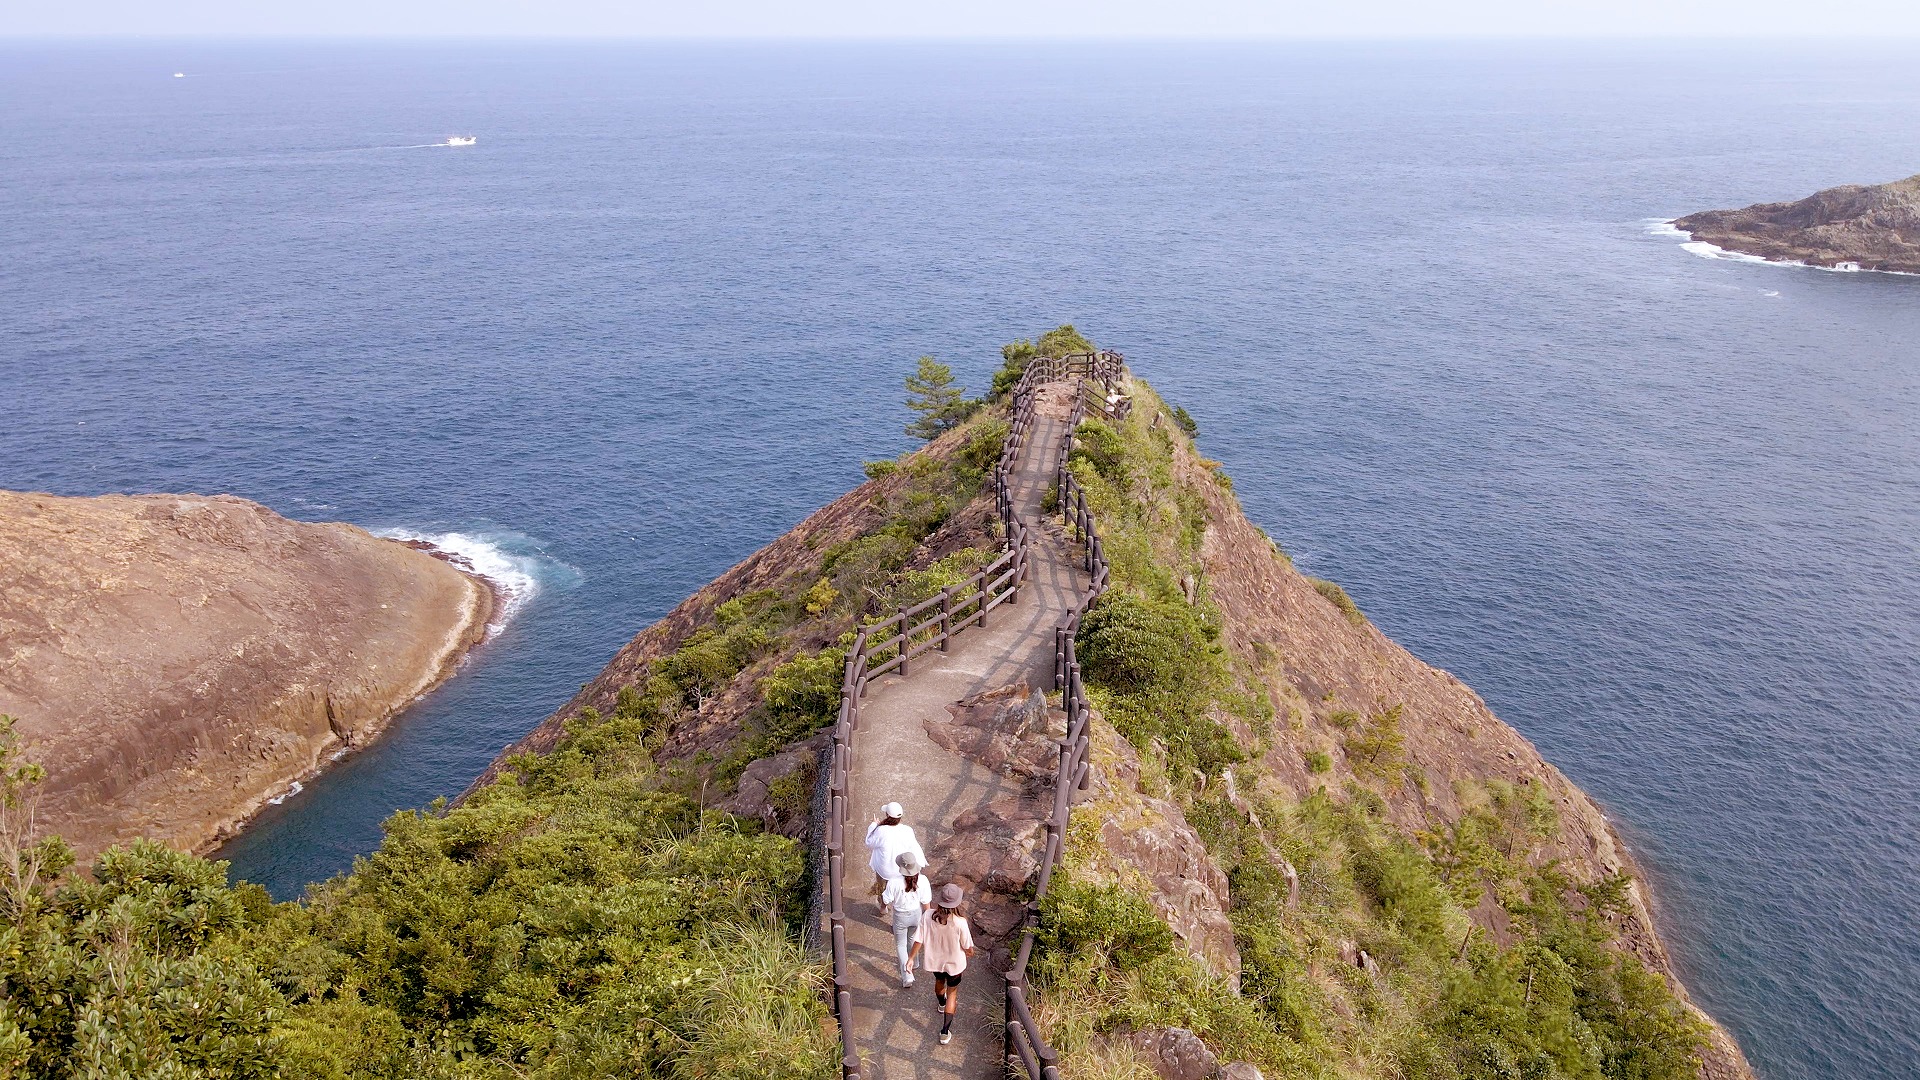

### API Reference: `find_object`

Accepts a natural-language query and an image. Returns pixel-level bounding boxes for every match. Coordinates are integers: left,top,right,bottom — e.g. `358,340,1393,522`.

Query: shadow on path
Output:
839,387,1084,1080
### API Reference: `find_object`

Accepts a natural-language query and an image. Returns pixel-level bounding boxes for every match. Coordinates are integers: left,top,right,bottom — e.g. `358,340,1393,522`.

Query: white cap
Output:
882,801,904,819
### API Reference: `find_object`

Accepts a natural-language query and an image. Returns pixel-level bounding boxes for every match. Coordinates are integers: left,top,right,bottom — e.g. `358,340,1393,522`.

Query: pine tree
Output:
904,356,973,440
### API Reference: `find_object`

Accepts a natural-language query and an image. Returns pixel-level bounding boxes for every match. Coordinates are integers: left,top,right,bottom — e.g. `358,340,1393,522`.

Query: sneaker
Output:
901,971,915,988
939,1032,952,1045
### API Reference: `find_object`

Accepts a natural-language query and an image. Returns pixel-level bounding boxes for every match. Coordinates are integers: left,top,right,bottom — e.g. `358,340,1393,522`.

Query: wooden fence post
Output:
939,588,953,652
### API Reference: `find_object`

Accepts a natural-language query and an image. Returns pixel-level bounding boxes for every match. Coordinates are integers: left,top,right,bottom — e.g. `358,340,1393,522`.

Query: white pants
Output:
891,909,921,974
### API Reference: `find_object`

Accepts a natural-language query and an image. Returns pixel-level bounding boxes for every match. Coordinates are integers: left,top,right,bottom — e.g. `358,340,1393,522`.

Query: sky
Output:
7,0,1920,39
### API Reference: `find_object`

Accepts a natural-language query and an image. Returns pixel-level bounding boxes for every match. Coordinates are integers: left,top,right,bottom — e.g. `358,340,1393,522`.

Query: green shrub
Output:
880,547,994,614
990,339,1039,398
1070,419,1128,485
990,325,1095,397
801,578,838,616
761,646,846,736
1344,704,1409,784
1037,879,1174,974
1310,578,1366,626
657,625,770,708
861,459,899,479
1037,324,1094,357
1304,751,1332,774
1170,405,1199,437
1076,591,1219,704
958,418,1010,474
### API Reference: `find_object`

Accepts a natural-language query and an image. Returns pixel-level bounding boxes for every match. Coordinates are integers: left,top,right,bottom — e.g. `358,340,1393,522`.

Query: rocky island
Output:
0,490,492,862
1674,172,1920,273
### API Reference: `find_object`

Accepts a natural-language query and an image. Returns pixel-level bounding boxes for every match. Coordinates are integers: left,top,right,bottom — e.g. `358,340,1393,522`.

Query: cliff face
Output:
1155,396,1755,1080
1675,173,1920,273
0,490,491,861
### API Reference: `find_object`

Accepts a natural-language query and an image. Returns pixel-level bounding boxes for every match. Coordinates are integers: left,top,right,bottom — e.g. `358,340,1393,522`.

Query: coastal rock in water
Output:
0,490,491,861
1674,173,1920,273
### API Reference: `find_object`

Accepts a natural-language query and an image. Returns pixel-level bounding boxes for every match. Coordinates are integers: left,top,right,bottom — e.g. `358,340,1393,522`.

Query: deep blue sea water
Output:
3,39,1917,1080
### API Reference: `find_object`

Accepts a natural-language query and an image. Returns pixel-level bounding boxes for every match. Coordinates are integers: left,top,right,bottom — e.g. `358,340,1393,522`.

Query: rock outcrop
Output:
1078,717,1242,984
0,490,491,862
1674,173,1920,273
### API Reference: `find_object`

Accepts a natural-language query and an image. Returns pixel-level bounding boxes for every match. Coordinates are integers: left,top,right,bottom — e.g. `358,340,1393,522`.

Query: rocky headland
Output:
481,362,1753,1080
1674,172,1920,273
0,490,492,862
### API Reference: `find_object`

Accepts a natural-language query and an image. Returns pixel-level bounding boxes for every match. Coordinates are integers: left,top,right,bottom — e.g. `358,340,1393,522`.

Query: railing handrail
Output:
825,349,1130,1080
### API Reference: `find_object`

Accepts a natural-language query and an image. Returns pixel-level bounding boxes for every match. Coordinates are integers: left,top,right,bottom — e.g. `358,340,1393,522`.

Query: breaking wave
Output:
373,528,559,635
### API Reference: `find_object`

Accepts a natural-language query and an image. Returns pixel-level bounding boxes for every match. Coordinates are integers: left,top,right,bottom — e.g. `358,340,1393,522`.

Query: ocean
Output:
2,39,1916,1080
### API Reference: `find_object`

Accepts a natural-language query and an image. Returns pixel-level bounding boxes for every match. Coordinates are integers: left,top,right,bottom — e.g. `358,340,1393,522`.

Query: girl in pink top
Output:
908,883,974,1045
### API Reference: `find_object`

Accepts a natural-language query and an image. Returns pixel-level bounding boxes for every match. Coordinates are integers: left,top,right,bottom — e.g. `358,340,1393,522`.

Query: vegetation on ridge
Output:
1031,374,1708,1080
0,347,1025,1080
0,330,1713,1080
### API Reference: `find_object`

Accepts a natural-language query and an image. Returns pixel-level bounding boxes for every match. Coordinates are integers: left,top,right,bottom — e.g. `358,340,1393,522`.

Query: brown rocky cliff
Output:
0,490,490,862
1162,415,1755,1079
1674,173,1920,273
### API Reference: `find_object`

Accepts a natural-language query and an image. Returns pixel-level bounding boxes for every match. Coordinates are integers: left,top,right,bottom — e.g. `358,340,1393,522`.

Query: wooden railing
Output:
823,351,1129,1080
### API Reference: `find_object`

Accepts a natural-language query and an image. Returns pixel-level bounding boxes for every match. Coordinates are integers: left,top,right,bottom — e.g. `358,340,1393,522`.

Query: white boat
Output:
445,136,477,147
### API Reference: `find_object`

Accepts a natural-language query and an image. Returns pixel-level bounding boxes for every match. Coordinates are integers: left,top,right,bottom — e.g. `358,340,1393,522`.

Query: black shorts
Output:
934,971,963,989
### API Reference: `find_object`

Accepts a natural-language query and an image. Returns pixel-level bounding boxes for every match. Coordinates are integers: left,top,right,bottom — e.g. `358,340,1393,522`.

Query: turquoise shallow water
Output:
3,39,1917,1079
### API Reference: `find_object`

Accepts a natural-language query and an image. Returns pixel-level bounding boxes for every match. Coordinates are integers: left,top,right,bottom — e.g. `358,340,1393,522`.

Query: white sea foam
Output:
267,780,303,805
1652,218,1919,277
373,528,546,635
1681,240,1775,265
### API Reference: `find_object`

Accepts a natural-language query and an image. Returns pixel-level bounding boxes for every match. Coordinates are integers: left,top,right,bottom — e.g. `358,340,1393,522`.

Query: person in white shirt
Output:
865,801,925,916
882,851,933,986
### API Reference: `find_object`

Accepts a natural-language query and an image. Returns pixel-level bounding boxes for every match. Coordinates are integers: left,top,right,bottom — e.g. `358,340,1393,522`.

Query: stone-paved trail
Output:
840,383,1085,1080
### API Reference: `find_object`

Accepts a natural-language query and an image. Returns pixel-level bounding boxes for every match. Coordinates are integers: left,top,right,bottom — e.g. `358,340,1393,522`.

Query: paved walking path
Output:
840,382,1085,1080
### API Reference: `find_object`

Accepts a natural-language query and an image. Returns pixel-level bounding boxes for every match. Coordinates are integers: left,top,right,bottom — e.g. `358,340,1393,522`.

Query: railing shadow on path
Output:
821,352,1131,1080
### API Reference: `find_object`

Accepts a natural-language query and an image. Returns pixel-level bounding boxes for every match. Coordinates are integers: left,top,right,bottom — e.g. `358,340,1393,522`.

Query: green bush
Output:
1304,751,1332,774
880,547,994,614
1310,578,1366,626
990,325,1095,398
1070,419,1128,485
958,419,1010,474
1037,879,1174,974
658,625,770,708
761,646,846,736
1170,405,1199,437
0,696,838,1080
1344,704,1409,784
1037,324,1094,357
1076,591,1219,704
